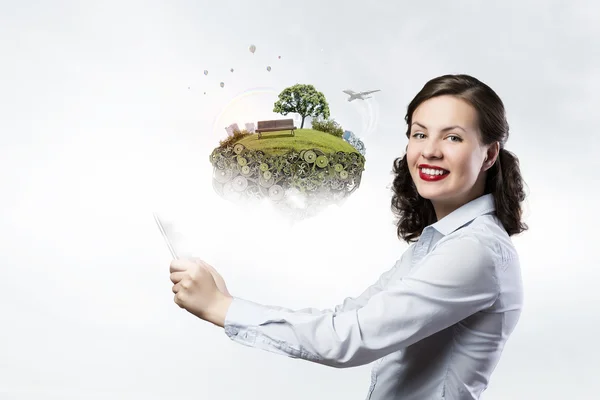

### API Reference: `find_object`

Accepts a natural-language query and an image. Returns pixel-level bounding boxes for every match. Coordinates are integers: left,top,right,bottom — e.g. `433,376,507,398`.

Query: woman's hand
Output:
169,258,233,327
192,258,231,297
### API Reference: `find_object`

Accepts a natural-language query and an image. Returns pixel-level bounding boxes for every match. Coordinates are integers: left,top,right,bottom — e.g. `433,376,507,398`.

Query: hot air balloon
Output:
220,82,224,88
203,70,208,75
249,44,256,54
266,66,271,72
230,68,234,72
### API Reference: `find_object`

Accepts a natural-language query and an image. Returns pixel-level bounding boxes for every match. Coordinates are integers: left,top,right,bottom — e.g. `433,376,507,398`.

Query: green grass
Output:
235,129,359,155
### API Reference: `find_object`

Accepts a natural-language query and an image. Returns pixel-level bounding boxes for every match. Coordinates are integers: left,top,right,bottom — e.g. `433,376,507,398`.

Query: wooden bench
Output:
256,119,296,139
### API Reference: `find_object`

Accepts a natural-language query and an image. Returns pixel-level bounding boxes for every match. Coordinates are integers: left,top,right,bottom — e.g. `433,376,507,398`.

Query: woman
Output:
169,74,528,400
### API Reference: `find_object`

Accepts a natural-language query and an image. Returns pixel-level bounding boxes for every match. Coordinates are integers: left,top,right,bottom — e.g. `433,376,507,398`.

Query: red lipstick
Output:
418,164,450,182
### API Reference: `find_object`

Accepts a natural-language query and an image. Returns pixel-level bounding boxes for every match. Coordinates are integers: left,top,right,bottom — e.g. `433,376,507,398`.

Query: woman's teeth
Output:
421,168,448,176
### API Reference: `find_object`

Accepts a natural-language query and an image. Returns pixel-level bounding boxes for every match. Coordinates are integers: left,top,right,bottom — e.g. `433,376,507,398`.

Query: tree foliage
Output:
311,117,344,138
273,84,330,129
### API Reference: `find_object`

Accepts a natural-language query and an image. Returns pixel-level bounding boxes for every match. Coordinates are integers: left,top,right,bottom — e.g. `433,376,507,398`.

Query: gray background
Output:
1,0,599,399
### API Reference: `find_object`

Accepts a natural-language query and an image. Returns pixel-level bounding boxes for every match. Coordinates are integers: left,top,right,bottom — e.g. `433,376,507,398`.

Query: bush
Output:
311,118,344,138
219,129,251,148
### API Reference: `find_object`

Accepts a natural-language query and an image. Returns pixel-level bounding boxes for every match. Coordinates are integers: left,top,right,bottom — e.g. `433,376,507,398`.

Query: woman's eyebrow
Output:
411,122,466,132
411,122,427,130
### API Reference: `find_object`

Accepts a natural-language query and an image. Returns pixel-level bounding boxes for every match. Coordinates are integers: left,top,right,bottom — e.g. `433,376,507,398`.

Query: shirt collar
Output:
429,193,496,236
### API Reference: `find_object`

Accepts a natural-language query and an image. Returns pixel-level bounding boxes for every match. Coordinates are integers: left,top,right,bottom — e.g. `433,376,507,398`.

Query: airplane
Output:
342,89,381,102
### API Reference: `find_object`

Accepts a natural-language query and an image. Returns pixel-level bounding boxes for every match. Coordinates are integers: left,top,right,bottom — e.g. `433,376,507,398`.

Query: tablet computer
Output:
153,212,179,259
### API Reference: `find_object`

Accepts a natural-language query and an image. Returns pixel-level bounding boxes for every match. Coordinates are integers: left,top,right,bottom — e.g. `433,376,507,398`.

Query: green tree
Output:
273,84,330,129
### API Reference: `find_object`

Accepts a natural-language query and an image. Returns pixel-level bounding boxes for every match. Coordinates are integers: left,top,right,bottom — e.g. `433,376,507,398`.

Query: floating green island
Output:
209,84,367,220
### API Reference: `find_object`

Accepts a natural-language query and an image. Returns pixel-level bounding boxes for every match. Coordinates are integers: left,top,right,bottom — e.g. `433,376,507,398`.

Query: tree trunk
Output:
300,115,306,129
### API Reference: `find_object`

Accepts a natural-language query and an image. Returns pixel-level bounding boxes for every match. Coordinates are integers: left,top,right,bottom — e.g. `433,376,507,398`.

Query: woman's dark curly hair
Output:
391,74,528,243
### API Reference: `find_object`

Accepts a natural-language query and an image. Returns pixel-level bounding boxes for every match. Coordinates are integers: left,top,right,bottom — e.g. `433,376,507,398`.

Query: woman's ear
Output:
483,142,500,171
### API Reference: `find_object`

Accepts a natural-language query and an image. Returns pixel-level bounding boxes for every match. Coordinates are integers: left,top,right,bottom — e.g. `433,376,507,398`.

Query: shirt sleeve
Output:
223,233,500,368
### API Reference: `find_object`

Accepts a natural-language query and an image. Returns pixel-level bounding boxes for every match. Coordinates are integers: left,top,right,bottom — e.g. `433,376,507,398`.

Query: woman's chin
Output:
417,188,449,201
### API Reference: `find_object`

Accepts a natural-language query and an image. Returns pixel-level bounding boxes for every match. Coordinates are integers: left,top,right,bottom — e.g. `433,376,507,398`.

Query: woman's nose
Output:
422,141,443,158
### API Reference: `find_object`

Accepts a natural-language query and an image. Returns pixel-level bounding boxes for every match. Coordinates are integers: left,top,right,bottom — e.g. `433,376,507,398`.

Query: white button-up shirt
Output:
224,193,524,399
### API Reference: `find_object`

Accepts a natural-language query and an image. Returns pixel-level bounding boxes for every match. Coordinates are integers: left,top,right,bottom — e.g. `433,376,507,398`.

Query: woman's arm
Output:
223,234,501,368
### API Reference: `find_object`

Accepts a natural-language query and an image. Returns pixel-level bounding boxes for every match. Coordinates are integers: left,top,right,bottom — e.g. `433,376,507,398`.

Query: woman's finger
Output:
170,258,194,273
170,271,187,284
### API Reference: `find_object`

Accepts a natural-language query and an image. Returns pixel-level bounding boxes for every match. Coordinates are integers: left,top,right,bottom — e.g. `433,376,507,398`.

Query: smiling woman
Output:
392,74,528,242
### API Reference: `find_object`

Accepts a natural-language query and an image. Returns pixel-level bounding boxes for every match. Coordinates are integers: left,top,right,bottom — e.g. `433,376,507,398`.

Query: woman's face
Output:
406,95,495,220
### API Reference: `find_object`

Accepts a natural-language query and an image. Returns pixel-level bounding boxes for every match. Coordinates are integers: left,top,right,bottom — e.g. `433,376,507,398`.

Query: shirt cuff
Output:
223,297,270,340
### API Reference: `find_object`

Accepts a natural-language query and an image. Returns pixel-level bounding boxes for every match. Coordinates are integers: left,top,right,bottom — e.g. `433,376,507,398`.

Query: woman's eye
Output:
412,132,425,139
447,135,462,142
